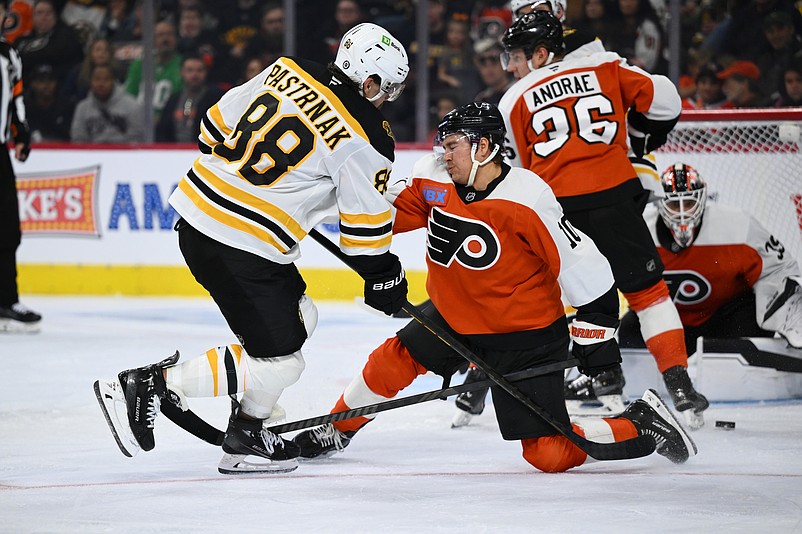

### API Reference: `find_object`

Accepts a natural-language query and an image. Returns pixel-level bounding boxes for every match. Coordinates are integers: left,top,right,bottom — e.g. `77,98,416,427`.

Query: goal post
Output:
652,108,802,263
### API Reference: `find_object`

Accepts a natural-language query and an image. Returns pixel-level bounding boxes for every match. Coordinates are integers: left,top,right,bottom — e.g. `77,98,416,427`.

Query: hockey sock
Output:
332,337,427,434
164,344,305,416
520,418,639,472
625,283,688,372
165,345,248,398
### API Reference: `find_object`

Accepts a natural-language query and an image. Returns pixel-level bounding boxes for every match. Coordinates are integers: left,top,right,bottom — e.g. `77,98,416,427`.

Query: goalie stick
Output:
309,228,657,461
701,337,802,373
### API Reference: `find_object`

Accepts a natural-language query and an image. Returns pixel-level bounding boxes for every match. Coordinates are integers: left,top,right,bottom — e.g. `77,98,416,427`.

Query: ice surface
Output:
2,297,801,533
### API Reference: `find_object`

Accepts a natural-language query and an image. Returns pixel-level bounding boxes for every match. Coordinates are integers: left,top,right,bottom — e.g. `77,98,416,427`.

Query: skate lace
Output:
566,374,591,392
259,429,283,454
311,425,346,451
641,429,666,450
146,396,161,429
10,303,34,314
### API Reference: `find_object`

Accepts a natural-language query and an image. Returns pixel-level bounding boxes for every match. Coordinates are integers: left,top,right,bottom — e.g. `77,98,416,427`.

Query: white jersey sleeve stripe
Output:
207,102,232,137
177,179,291,253
185,168,299,249
193,160,306,241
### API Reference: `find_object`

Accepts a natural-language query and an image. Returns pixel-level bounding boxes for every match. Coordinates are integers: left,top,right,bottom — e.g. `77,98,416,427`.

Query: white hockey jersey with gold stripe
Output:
169,56,397,264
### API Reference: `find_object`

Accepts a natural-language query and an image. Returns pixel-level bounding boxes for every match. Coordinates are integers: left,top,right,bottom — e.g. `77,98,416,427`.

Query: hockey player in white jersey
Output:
618,162,802,350
94,23,410,475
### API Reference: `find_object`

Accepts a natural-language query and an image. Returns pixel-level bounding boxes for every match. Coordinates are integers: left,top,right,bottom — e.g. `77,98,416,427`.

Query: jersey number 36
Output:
531,94,618,158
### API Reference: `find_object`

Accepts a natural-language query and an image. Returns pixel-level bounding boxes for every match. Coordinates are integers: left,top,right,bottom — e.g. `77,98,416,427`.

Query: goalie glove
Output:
571,314,622,377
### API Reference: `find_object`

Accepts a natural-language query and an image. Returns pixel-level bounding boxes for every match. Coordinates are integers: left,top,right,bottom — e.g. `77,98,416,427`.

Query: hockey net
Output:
652,109,802,263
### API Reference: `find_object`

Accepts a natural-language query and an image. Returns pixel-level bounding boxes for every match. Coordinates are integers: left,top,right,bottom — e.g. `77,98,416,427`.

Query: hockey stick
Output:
309,228,656,461
160,351,577,445
161,401,224,446
270,358,579,434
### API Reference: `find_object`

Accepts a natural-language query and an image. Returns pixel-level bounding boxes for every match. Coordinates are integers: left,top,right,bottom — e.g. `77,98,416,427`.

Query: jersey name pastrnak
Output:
264,64,352,150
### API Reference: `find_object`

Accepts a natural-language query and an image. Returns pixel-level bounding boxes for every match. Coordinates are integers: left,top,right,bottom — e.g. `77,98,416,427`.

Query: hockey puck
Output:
715,420,736,430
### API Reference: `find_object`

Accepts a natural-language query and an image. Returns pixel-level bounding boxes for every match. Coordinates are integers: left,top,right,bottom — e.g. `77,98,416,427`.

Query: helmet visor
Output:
381,80,405,102
433,132,470,162
500,48,529,70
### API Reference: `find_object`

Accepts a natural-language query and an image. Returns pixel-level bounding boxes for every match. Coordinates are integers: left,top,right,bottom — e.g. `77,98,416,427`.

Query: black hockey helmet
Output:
435,101,507,151
502,10,564,58
658,163,707,248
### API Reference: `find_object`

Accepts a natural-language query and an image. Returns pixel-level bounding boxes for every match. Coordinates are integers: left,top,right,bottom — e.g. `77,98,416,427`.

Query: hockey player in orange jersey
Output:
291,102,696,472
497,12,708,428
619,163,802,350
451,0,663,427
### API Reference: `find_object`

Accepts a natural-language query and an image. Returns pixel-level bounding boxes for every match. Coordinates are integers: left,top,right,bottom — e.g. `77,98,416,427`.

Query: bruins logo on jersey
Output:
427,207,500,270
664,270,712,305
382,120,394,140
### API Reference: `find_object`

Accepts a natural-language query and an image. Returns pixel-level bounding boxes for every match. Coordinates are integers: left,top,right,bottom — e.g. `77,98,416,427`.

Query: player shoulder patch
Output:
421,184,449,205
382,120,394,141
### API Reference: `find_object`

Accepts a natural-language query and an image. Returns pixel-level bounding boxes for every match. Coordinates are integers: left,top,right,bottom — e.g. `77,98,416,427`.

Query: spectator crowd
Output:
3,0,802,144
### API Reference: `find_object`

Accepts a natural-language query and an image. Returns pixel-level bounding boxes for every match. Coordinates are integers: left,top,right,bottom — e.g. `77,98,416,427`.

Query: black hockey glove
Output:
356,252,408,316
570,313,622,377
627,109,679,158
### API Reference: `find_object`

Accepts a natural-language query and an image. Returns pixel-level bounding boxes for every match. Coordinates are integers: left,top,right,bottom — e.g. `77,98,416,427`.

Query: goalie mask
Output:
335,23,409,102
501,11,564,72
658,163,707,249
434,102,506,188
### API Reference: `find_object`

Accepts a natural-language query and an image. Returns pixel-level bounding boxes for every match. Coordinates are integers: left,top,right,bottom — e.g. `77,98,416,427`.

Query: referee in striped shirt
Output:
0,2,40,333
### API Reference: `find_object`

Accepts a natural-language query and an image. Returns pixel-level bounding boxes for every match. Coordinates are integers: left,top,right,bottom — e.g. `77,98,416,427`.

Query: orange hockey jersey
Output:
387,154,615,335
647,204,802,328
498,51,680,206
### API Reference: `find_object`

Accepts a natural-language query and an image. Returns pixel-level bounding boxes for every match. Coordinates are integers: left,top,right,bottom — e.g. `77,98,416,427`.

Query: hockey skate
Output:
662,365,709,430
620,389,697,464
292,424,354,459
0,302,42,333
218,412,300,475
564,366,627,417
93,352,177,457
451,367,489,428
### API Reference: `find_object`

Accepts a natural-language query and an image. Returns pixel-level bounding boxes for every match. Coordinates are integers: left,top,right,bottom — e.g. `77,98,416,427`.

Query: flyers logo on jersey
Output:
664,270,711,305
427,207,500,270
422,185,448,205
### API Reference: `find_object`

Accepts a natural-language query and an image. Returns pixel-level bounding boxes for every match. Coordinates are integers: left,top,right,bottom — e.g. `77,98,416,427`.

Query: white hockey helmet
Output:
334,23,409,102
510,0,567,22
658,163,707,249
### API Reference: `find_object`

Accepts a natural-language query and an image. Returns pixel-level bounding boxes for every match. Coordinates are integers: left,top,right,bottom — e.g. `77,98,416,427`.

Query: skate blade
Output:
566,395,627,417
218,453,299,475
682,409,705,431
93,379,139,458
642,389,697,462
0,318,41,333
451,409,474,428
